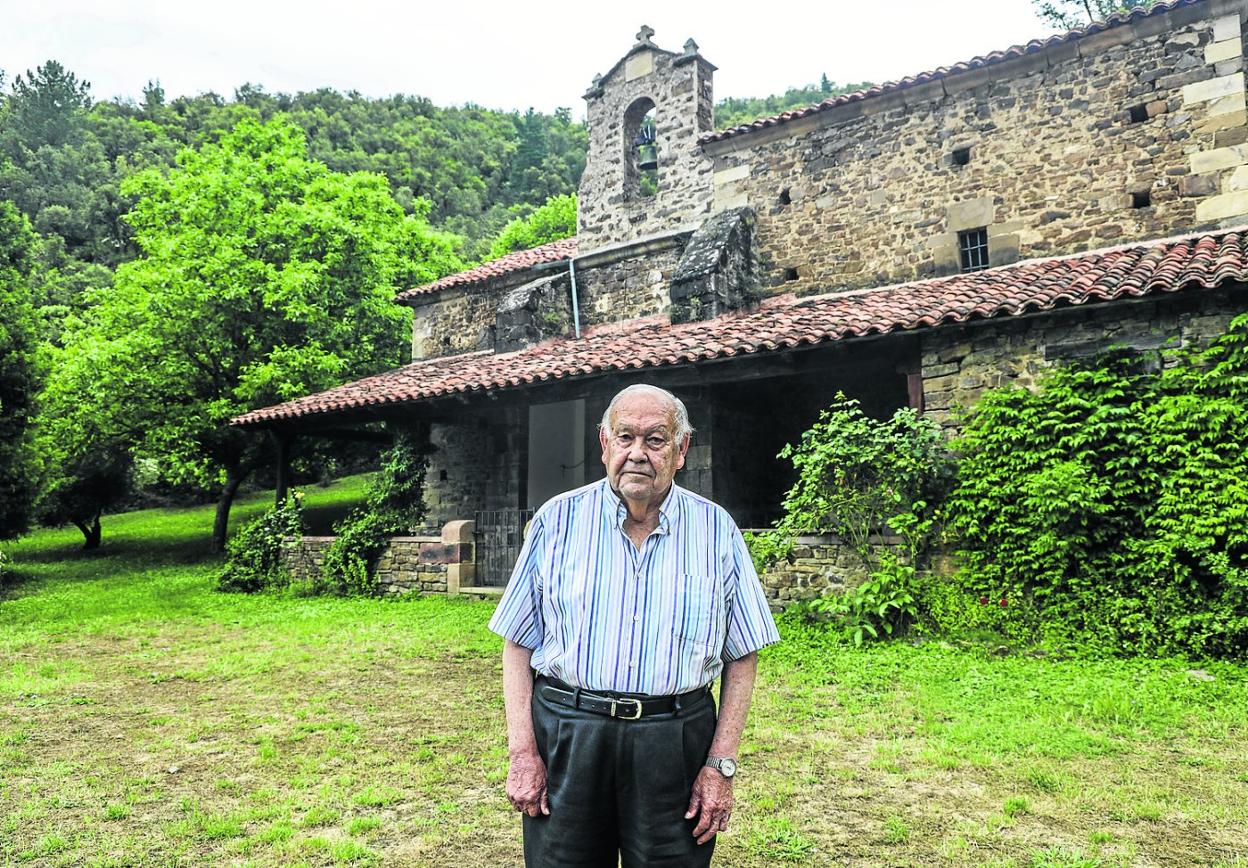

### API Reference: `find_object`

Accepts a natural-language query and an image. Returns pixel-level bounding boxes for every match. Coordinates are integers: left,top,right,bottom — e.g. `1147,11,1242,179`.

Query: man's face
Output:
599,392,689,506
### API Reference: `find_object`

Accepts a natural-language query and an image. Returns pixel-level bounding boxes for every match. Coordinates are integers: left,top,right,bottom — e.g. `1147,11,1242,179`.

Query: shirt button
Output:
628,661,636,668
633,616,640,622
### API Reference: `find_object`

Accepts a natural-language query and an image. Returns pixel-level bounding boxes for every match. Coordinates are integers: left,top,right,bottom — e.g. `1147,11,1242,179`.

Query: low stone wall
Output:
281,520,476,595
283,520,899,610
748,531,903,609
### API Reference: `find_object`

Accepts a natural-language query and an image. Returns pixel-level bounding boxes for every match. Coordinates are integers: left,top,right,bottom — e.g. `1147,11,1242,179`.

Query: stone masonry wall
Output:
281,536,457,595
578,34,716,253
425,419,490,527
281,521,477,596
576,244,684,326
920,282,1246,431
706,1,1248,295
749,532,903,610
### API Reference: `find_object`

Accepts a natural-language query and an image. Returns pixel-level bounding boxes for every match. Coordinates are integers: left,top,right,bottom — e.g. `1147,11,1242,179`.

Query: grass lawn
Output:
2,476,1247,867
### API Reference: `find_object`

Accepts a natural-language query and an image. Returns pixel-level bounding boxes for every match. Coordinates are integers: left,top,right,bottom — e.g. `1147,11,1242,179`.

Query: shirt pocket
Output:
672,573,721,651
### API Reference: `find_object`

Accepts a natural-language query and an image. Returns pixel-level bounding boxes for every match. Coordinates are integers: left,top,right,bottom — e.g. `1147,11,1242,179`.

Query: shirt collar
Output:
604,478,681,535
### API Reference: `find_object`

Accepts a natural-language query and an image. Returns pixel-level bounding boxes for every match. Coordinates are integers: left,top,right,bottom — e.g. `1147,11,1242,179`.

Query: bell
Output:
634,121,658,171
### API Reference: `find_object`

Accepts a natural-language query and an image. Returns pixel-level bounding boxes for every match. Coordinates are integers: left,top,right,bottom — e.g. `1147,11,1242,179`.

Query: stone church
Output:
237,0,1248,600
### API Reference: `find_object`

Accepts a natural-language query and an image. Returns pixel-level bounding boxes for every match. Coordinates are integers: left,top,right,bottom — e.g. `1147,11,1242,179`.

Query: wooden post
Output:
275,432,293,506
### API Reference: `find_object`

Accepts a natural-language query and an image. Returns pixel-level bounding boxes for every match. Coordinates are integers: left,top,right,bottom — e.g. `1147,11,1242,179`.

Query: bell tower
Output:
577,26,716,254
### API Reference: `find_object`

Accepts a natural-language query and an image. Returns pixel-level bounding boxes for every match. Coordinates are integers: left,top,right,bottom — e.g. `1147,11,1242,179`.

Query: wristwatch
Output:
705,756,737,778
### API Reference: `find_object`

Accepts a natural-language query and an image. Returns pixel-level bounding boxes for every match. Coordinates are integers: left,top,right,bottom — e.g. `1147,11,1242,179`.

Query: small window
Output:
951,147,971,166
1132,190,1151,209
1128,104,1148,123
778,188,791,206
783,267,799,282
958,228,990,273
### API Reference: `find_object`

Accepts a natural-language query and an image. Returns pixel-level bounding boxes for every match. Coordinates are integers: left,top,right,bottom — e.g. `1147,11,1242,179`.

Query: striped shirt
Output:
488,478,780,695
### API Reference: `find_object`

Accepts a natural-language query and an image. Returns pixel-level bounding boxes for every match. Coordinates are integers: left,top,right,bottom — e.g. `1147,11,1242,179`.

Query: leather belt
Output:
538,676,710,720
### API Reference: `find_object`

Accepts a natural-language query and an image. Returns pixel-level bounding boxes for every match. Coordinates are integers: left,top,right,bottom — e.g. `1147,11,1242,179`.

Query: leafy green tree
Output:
1032,0,1156,29
0,202,42,538
56,117,462,551
488,194,576,259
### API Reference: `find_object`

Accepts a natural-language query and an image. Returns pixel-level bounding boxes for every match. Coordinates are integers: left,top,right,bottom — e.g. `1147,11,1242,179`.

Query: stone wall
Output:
749,532,903,609
920,282,1247,431
281,521,477,596
425,419,490,527
704,2,1248,295
578,32,716,253
408,269,549,361
576,241,685,326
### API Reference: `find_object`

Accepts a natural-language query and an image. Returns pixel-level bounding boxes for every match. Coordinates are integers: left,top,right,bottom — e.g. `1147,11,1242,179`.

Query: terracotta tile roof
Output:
233,228,1248,428
395,237,577,303
701,0,1203,145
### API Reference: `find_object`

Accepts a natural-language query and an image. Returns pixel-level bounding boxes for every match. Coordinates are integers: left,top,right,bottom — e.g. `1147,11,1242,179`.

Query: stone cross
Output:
635,25,655,46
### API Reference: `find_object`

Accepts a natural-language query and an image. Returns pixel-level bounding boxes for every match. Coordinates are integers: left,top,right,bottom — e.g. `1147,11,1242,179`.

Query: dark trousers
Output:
523,678,717,868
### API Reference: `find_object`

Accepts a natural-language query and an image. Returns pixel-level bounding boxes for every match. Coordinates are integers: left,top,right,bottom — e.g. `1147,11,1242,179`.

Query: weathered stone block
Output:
713,164,750,186
1190,143,1248,174
669,207,757,323
1182,71,1244,104
1206,38,1244,65
1196,189,1248,221
1216,125,1248,148
1213,14,1242,44
1179,173,1219,197
624,50,654,82
1227,165,1248,192
946,196,995,231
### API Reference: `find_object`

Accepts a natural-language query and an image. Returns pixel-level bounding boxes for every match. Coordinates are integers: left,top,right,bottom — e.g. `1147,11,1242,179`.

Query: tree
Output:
1032,0,1156,29
488,194,577,259
3,61,91,150
56,117,462,551
0,202,42,539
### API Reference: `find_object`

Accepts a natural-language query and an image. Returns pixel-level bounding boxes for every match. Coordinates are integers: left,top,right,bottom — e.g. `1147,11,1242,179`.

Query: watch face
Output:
719,758,737,777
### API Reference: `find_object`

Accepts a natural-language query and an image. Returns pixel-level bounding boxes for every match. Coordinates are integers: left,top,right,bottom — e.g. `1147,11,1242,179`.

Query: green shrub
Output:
941,313,1248,657
753,395,955,643
217,493,305,593
318,427,430,596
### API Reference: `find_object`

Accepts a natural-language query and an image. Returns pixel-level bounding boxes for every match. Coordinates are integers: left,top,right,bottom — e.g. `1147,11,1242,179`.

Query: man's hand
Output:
507,749,550,817
684,766,733,844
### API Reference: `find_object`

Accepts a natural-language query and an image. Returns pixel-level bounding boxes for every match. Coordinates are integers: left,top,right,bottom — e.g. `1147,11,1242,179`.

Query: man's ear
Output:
675,433,690,470
598,425,610,463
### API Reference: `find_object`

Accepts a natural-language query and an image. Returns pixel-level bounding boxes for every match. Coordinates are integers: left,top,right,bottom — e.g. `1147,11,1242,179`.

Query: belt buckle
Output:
612,697,643,720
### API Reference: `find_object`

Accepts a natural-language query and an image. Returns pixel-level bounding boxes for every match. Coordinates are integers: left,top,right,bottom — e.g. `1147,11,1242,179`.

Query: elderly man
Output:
489,383,780,867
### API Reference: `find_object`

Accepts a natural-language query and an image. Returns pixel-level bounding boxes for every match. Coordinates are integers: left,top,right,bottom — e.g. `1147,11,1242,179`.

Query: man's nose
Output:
626,441,647,462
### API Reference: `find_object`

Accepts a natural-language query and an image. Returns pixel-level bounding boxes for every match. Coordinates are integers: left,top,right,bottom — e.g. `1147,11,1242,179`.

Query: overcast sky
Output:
2,1,1060,115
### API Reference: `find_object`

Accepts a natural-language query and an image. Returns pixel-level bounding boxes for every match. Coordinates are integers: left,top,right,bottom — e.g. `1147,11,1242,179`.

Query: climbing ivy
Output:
218,493,305,593
319,427,431,596
941,313,1248,657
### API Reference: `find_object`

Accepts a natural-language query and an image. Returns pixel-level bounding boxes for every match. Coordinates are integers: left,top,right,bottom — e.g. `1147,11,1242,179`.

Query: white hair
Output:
599,384,694,443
